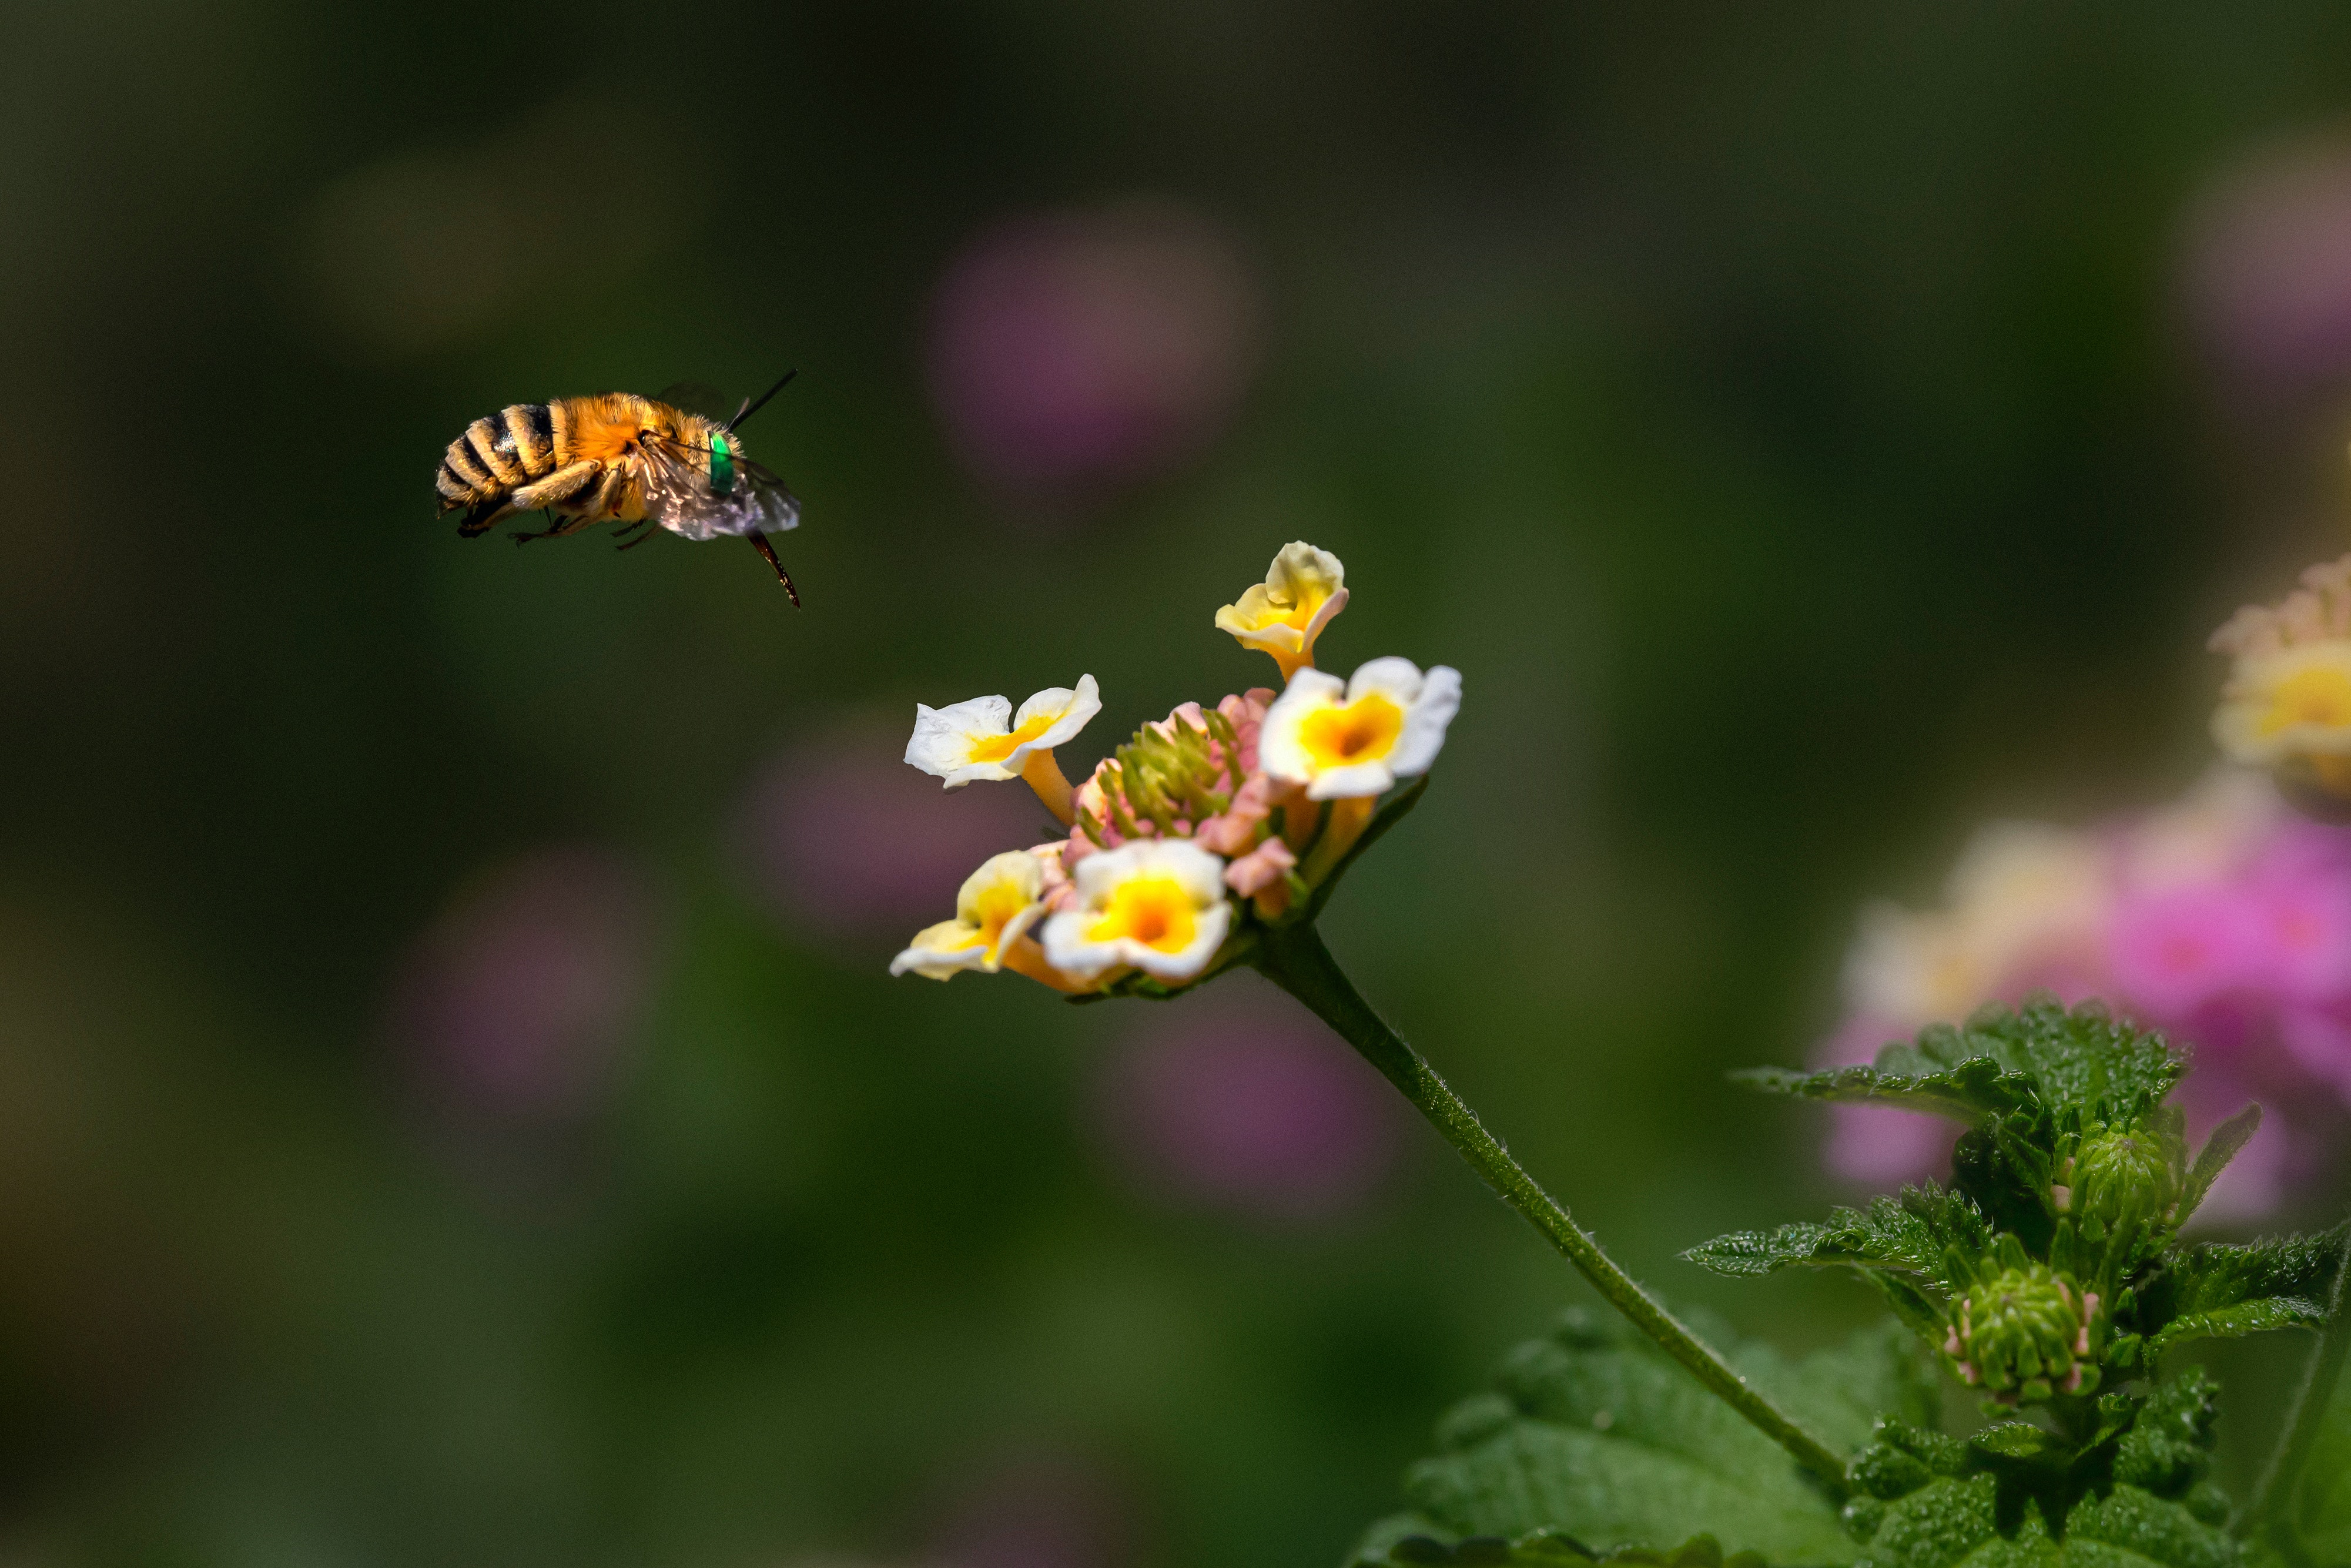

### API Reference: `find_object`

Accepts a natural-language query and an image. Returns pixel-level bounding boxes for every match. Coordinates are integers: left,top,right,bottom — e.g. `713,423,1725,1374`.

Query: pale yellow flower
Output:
1258,656,1461,801
1215,542,1348,679
889,850,1049,980
2214,639,2351,796
1039,839,1231,982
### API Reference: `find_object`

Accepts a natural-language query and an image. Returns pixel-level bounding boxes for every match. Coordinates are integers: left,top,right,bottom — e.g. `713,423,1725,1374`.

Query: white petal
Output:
1384,664,1461,778
905,693,1017,786
888,919,991,979
1304,760,1397,801
1343,655,1428,706
1069,838,1228,904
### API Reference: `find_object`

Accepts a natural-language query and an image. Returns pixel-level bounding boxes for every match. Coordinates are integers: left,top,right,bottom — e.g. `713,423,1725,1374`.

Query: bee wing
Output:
652,381,731,423
639,432,801,541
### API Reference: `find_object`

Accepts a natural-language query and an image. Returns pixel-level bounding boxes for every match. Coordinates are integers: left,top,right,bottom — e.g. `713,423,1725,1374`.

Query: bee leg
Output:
458,497,517,537
748,532,802,608
515,510,605,547
508,460,601,513
617,530,660,553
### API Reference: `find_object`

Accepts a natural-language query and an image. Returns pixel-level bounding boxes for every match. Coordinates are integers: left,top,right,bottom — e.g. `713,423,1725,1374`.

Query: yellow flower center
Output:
1298,693,1404,769
967,711,1060,764
1085,877,1199,954
968,879,1034,951
2261,666,2351,736
1250,587,1326,631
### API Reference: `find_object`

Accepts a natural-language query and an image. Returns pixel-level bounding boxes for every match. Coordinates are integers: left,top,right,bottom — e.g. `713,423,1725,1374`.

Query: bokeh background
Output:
9,4,2351,1563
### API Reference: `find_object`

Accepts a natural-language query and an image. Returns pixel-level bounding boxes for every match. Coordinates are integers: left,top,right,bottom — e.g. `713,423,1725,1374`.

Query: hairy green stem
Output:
1254,921,1853,1500
2248,1218,2351,1560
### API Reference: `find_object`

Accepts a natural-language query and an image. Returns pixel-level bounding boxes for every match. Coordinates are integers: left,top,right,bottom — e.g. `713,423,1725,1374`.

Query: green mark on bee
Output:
709,432,736,495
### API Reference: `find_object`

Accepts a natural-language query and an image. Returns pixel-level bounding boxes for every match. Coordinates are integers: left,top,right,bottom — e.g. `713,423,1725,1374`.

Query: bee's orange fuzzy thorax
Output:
557,394,655,464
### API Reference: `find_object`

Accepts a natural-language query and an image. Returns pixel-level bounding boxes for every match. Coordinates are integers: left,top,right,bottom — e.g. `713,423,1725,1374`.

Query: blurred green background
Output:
8,3,2351,1563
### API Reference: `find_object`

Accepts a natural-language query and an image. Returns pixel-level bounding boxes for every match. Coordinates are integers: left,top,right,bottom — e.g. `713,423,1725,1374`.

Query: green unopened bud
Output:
1942,1262,2102,1404
2058,1124,2179,1231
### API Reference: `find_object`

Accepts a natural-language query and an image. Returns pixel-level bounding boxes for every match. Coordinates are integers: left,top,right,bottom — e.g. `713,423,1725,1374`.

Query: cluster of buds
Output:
2212,554,2351,807
1943,1259,2105,1405
890,542,1462,995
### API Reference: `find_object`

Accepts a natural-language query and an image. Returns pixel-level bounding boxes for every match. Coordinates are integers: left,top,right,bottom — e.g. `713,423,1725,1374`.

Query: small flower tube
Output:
1215,542,1348,681
905,675,1102,823
889,850,1050,980
1040,839,1233,982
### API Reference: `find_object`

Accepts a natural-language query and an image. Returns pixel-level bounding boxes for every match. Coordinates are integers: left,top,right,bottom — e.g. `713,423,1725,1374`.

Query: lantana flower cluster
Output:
890,543,1461,996
2212,552,2351,806
1820,770,2349,1215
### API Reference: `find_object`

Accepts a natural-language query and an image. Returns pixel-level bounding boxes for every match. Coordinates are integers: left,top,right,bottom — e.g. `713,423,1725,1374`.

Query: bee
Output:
433,373,804,605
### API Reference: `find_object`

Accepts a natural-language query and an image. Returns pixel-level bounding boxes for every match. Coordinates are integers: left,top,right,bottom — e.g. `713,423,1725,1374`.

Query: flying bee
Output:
433,372,804,605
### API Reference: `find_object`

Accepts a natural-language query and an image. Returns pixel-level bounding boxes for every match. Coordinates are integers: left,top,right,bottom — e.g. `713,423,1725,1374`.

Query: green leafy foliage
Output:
1836,1375,2239,1568
1352,1309,2249,1568
1711,1002,2332,1414
1345,1308,1934,1568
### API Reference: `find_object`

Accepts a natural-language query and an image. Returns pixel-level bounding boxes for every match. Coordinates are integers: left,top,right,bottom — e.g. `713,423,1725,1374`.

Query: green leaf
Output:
2136,1227,2346,1355
1347,1309,1934,1568
2178,1105,2261,1225
2151,1296,2327,1355
1683,1187,1990,1289
1738,1000,2184,1133
1733,1054,2031,1127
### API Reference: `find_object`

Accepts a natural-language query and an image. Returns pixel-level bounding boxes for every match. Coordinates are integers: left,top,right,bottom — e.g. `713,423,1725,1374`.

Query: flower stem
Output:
1252,920,1852,1500
2248,1218,2351,1560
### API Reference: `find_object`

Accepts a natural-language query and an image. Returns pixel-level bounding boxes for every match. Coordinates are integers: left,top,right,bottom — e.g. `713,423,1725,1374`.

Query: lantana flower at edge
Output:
905,675,1102,823
2212,555,2351,805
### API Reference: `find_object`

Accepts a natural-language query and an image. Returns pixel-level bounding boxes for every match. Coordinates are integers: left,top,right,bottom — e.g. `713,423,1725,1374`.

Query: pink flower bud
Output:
1224,837,1297,897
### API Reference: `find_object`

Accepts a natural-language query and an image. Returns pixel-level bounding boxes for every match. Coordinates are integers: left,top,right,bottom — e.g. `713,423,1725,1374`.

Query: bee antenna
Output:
728,369,798,432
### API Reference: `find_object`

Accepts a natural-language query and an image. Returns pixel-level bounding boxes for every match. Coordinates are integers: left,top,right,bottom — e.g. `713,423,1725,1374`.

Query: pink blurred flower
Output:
2181,132,2351,401
385,846,659,1119
2106,882,2265,1018
1092,975,1399,1222
927,200,1261,498
2245,834,2351,1000
738,719,1049,945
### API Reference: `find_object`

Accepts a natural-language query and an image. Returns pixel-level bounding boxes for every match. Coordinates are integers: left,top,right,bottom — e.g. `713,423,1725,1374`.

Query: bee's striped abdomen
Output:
435,403,563,513
505,403,557,471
